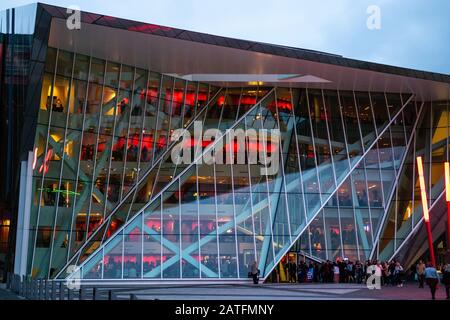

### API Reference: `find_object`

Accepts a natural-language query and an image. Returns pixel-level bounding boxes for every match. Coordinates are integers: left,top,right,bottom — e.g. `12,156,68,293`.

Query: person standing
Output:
424,262,440,300
394,262,404,287
416,260,426,288
250,261,259,284
442,262,450,300
333,263,340,283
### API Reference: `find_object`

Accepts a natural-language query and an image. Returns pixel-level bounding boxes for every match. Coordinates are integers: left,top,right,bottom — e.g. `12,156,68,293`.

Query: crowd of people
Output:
274,257,450,300
281,259,407,286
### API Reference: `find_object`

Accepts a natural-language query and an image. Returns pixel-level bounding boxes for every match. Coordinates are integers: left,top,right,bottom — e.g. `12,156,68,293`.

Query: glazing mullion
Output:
212,162,221,278
257,102,277,271
411,133,417,229
323,89,347,260
126,71,151,223
119,67,137,201
101,63,123,219
182,81,198,129
321,89,338,192
47,50,77,277
65,55,93,262
228,130,240,278
399,94,408,147
150,75,164,165
179,178,183,279
169,80,189,186
85,60,108,244
336,90,353,180
273,88,293,244
165,77,176,151
195,163,201,278
242,97,258,265
121,230,125,279
159,195,163,279
305,88,324,203
140,211,144,279
30,48,59,274
179,80,188,128
340,92,361,260
335,90,354,259
234,88,244,122
289,89,312,255
67,57,94,262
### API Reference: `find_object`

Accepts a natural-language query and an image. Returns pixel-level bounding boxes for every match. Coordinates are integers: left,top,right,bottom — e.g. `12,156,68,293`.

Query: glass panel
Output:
180,167,200,278
123,217,142,279
56,50,73,77
162,182,180,278
294,90,321,215
355,92,376,150
103,232,124,279
323,90,349,184
308,89,335,198
198,164,219,277
89,58,105,84
385,93,403,120
339,91,363,167
310,210,326,260
73,54,89,81
143,200,162,278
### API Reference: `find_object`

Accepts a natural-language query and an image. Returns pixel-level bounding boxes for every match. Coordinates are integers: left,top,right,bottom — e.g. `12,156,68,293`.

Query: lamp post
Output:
416,156,436,267
444,162,450,261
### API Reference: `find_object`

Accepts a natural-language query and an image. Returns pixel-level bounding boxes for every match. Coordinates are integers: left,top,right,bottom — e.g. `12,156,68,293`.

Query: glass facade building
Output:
1,3,450,282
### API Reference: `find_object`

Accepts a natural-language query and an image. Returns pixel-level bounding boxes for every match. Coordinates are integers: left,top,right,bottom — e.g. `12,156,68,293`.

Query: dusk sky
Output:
1,0,449,74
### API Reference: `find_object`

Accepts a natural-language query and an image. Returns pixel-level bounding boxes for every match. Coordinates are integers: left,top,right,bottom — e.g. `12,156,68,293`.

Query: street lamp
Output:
416,156,436,267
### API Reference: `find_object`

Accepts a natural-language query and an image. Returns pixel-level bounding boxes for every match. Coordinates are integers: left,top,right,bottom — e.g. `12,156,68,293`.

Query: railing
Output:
5,272,138,300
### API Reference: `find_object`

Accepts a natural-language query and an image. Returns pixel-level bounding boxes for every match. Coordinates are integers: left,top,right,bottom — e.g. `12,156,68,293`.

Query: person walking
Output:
442,262,450,300
424,262,440,300
416,260,426,288
250,261,259,284
394,262,404,287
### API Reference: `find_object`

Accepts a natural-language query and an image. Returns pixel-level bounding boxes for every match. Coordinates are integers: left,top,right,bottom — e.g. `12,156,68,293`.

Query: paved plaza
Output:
104,282,449,300
1,282,448,300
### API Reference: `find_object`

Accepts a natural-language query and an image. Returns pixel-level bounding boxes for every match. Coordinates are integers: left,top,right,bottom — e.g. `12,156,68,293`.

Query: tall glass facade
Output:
27,45,450,281
69,80,423,280
29,47,225,278
3,3,450,282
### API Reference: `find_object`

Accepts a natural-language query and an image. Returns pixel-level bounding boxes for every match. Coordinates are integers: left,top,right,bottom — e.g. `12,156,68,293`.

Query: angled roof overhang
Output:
38,3,450,100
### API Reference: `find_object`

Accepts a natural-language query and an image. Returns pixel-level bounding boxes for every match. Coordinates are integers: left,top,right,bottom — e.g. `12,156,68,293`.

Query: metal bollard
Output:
59,281,65,301
38,279,44,300
130,294,138,300
20,275,26,296
31,279,36,300
26,277,31,299
68,288,74,300
108,290,116,300
35,279,40,300
24,277,29,299
93,287,101,300
10,274,15,292
6,272,11,289
51,281,57,300
79,287,85,300
10,274,14,292
44,280,49,300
